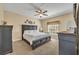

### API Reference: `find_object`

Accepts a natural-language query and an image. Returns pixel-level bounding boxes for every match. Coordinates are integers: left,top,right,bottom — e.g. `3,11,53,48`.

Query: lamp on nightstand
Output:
2,21,7,25
39,27,43,32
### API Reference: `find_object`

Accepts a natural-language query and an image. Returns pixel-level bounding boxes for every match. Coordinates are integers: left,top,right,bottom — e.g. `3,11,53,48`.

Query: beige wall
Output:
4,11,41,41
40,13,76,32
0,4,4,24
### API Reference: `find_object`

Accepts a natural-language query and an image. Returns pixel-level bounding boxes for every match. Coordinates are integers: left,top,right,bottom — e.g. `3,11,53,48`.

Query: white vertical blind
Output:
48,24,59,35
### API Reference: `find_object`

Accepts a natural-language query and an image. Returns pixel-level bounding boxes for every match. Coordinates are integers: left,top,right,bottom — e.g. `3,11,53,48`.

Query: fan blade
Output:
35,10,40,13
43,14,48,16
43,10,47,13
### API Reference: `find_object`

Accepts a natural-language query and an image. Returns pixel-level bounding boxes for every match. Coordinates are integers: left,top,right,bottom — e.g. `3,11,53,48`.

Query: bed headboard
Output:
22,25,37,40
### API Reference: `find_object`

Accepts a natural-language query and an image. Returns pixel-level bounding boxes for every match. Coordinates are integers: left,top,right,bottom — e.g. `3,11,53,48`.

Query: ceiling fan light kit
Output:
34,10,48,18
30,3,48,18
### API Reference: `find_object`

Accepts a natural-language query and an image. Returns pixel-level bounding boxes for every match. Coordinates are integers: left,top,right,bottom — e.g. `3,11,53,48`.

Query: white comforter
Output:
23,31,50,45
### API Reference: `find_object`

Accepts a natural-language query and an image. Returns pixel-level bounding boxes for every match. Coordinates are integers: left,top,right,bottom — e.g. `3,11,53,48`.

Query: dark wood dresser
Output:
58,32,76,55
0,25,13,55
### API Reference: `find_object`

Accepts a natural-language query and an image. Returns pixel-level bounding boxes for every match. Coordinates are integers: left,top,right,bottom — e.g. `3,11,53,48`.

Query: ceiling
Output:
3,3,73,20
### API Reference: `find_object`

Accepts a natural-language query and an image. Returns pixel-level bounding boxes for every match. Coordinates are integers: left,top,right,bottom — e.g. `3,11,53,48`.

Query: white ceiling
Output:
3,3,73,20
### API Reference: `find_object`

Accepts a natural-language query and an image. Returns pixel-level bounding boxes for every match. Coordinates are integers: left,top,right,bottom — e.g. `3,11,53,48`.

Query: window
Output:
47,21,60,35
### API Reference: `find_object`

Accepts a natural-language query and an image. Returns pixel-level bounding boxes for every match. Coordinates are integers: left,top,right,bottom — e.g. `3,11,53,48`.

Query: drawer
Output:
59,40,76,55
58,35,76,42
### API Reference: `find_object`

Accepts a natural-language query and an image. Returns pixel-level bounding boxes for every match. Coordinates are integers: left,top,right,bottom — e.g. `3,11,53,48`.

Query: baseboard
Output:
13,39,21,42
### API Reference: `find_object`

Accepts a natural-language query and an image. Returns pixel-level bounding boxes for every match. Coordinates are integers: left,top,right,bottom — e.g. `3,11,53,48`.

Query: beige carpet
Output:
9,35,59,55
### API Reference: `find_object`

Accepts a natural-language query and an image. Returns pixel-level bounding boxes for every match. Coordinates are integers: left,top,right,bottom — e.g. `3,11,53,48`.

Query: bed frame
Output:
22,25,51,50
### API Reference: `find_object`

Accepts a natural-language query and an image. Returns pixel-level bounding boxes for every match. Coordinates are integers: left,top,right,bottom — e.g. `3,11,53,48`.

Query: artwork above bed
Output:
24,19,35,24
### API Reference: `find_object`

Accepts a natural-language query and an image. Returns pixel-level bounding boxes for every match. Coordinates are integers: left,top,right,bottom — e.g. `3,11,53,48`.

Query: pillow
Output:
31,30,37,32
24,30,39,33
24,30,36,33
24,30,31,34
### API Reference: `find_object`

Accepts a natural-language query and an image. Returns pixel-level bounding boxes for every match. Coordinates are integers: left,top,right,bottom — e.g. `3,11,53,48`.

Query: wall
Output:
40,13,76,32
4,11,41,41
0,4,4,25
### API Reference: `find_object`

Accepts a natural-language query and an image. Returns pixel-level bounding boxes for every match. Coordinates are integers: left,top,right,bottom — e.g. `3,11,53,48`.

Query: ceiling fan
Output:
30,3,48,18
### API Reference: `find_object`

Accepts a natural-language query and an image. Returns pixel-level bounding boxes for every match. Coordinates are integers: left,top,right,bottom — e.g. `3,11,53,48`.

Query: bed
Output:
22,25,51,50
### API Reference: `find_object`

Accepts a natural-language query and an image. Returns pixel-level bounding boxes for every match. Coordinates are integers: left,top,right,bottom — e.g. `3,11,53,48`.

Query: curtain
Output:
73,3,79,54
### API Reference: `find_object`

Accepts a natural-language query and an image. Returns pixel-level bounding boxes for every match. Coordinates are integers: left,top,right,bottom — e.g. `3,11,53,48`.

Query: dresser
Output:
58,32,76,55
0,25,13,55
